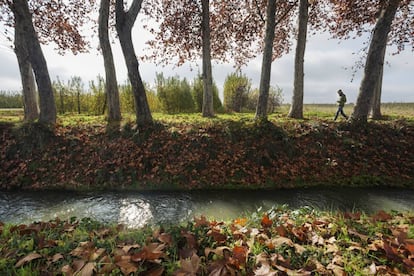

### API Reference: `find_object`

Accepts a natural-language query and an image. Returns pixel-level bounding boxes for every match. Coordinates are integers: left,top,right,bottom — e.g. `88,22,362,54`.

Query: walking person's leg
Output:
334,107,340,121
340,107,348,119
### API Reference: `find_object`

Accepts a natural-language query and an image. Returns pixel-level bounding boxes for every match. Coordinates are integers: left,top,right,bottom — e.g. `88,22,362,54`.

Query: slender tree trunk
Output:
12,0,56,125
288,0,308,119
201,0,214,117
14,18,38,122
115,0,152,126
59,88,65,114
370,46,386,120
255,0,277,120
99,0,121,123
351,0,400,123
77,90,81,114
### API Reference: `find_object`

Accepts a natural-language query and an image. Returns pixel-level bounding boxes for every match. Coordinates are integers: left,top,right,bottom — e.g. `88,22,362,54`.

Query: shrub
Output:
191,75,223,113
156,73,195,114
245,86,283,113
223,72,251,112
0,91,22,108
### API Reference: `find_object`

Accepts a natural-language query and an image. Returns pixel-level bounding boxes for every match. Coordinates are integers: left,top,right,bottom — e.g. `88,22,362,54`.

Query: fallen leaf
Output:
233,217,247,227
79,262,96,276
15,252,42,268
261,214,273,228
255,263,277,276
115,256,137,275
232,245,247,267
205,246,231,258
158,233,173,245
372,210,392,222
207,229,227,244
90,248,105,261
175,254,200,275
61,264,74,275
194,216,209,227
52,253,64,263
121,243,140,254
131,243,165,262
146,266,165,276
271,236,294,248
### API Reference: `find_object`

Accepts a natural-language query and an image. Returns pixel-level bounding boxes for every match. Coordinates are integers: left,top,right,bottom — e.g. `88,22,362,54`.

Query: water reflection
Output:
119,199,153,228
0,188,413,228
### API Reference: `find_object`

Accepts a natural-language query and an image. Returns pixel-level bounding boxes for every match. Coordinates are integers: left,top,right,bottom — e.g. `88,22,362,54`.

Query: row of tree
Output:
0,73,283,115
0,0,412,126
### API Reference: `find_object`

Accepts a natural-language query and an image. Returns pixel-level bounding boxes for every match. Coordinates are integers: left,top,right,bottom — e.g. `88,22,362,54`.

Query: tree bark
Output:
11,0,56,125
14,17,39,122
351,0,400,123
115,0,152,126
99,0,122,123
201,0,214,117
370,46,386,120
288,0,308,119
255,0,277,120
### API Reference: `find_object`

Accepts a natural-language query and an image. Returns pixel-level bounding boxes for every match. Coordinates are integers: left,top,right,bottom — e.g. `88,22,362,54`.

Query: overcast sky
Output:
0,22,413,104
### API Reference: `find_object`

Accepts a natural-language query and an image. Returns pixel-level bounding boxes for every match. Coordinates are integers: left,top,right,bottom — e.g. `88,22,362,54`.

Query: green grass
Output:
2,103,413,126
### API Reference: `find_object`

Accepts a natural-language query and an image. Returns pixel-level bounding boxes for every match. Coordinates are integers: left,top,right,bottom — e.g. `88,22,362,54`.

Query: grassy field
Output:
1,103,413,125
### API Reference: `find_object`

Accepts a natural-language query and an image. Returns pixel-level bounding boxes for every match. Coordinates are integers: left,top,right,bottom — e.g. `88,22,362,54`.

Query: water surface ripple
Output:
1,188,413,228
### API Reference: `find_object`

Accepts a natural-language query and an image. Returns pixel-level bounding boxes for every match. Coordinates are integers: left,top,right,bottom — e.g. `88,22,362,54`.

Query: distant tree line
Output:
0,91,22,108
0,73,283,115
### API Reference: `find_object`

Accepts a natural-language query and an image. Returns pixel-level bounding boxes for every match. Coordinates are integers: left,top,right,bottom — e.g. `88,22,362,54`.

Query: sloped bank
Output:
0,119,413,191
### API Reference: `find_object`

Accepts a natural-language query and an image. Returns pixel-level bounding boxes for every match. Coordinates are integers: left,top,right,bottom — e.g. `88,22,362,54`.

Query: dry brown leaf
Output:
175,254,200,275
271,236,294,248
15,252,42,268
52,253,64,263
121,244,140,254
255,263,277,276
90,248,105,261
79,262,96,276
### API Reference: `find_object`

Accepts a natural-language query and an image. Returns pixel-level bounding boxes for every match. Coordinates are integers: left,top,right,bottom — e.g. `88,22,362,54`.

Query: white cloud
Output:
0,23,412,104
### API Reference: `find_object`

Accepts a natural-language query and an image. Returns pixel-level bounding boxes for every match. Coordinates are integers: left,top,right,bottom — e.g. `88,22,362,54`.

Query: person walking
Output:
334,89,348,121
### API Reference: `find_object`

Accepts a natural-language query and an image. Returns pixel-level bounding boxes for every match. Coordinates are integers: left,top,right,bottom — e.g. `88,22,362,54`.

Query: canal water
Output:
0,188,413,228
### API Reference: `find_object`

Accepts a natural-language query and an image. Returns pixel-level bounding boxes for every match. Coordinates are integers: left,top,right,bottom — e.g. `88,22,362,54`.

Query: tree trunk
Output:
115,0,152,126
99,0,122,123
77,90,81,114
12,0,57,125
201,0,214,117
351,0,400,123
255,0,277,120
370,46,386,120
288,0,308,119
59,88,65,114
14,18,38,122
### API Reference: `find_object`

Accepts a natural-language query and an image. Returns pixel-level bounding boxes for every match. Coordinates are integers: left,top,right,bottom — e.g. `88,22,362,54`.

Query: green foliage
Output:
156,73,195,114
119,81,162,114
119,81,135,114
0,91,22,108
191,75,223,113
88,76,106,116
53,76,91,115
145,85,162,113
223,72,251,112
245,86,283,113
